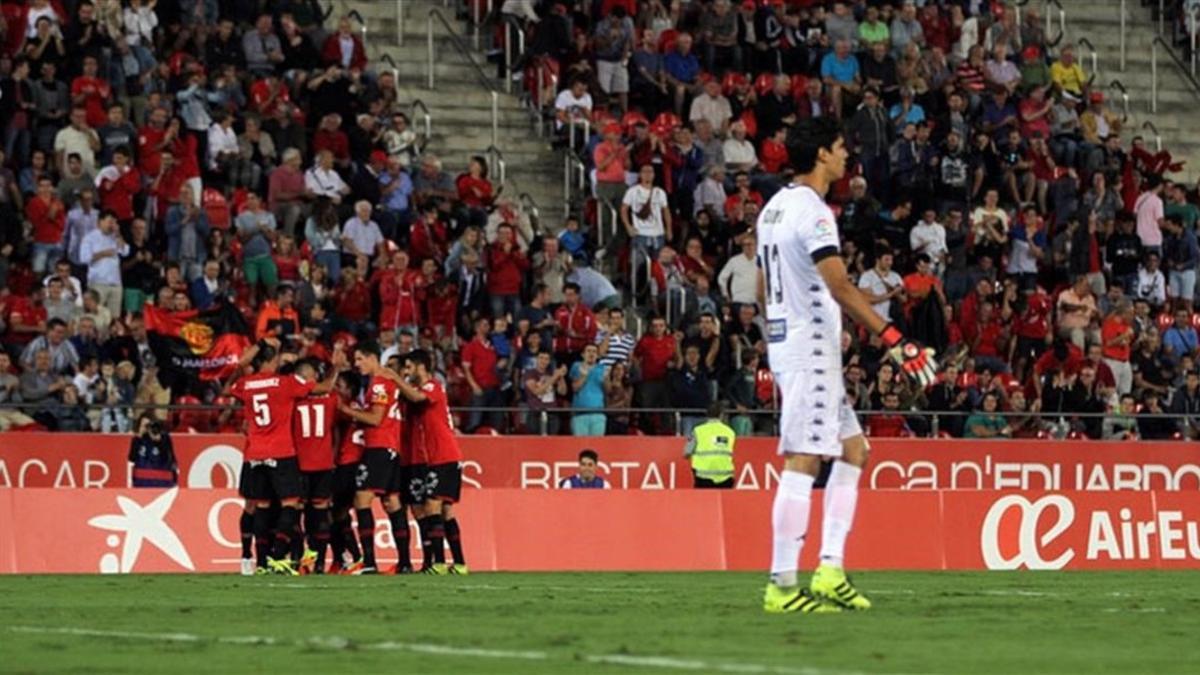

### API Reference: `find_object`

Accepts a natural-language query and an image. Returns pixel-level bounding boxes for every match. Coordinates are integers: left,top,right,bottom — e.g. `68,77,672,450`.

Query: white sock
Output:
769,470,815,588
819,461,863,568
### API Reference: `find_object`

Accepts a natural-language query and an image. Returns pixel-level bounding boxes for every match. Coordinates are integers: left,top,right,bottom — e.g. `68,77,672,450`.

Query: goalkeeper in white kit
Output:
756,116,938,613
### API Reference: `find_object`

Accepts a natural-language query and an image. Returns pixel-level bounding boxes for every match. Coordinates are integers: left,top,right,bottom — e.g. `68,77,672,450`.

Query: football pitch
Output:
2,572,1197,674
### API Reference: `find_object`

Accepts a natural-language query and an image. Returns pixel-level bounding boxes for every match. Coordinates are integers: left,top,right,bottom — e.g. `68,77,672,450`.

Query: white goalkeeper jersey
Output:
756,182,844,374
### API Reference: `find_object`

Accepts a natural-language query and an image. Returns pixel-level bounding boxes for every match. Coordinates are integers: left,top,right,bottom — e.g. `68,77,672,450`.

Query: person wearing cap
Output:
1080,90,1121,146
558,449,610,489
1050,44,1087,101
1019,45,1050,95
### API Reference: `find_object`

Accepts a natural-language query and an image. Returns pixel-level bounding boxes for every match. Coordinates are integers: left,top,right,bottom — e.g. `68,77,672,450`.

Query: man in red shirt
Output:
395,349,467,575
26,176,67,275
486,223,529,320
70,56,111,129
336,341,406,575
460,317,503,432
136,107,171,178
379,249,426,334
291,358,339,574
95,147,141,225
229,341,336,575
553,282,598,361
1101,300,1135,395
634,315,678,434
969,300,1010,373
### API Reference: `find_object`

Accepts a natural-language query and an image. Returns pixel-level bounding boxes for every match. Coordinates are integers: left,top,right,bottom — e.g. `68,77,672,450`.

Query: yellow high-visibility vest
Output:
689,420,736,482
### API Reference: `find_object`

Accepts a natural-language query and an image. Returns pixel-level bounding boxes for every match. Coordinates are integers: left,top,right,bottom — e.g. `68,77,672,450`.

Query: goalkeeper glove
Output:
880,323,938,388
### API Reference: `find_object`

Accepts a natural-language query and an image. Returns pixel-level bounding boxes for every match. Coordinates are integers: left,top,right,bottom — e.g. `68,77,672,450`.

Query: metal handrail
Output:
501,14,526,95
485,144,507,185
490,91,499,148
630,247,653,309
518,192,541,229
598,199,618,251
426,8,499,92
1044,0,1066,48
1121,0,1128,71
1151,36,1171,113
471,0,495,51
1077,38,1099,87
568,116,591,153
378,53,400,87
1109,79,1131,122
563,154,585,218
1142,120,1163,151
1193,6,1199,77
345,9,368,43
411,99,433,143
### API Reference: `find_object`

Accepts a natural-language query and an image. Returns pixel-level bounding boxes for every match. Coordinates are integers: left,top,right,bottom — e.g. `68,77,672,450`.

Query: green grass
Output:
1,572,1198,674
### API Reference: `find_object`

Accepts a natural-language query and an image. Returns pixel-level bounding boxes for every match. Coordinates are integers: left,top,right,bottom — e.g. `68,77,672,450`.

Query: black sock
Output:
356,508,376,568
309,508,331,570
445,518,465,566
239,511,254,559
341,515,361,562
388,510,411,568
417,516,434,568
271,506,299,561
252,507,272,567
290,509,305,561
428,513,446,564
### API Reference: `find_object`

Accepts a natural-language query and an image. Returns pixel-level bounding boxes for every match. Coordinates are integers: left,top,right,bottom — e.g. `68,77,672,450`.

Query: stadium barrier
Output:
2,433,1199,492
1,488,1198,573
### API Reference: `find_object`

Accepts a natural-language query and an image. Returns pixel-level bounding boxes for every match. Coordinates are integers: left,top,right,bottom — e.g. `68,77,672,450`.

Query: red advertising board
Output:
2,433,1198,492
2,488,1198,573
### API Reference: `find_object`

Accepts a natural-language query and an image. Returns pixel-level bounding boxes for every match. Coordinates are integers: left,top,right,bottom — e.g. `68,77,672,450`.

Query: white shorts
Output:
596,59,630,94
774,370,862,457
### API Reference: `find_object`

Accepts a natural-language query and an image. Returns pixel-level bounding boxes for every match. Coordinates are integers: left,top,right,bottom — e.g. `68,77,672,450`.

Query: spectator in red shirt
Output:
70,56,111,129
486,223,530,320
408,202,449,265
969,301,1010,373
272,234,303,284
461,316,504,432
250,73,297,121
320,16,369,72
378,250,426,334
759,127,789,174
95,147,141,225
867,391,912,437
633,315,678,434
332,263,372,331
553,282,598,361
26,176,67,275
456,156,493,229
1101,300,1135,395
311,113,351,169
136,107,171,178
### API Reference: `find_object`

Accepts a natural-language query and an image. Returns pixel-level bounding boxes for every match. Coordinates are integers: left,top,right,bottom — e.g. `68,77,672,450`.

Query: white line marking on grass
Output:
8,626,880,675
1101,607,1166,613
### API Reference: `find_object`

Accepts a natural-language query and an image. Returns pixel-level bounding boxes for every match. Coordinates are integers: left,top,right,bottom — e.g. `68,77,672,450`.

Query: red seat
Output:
721,71,748,96
754,73,775,97
652,112,682,133
202,188,231,230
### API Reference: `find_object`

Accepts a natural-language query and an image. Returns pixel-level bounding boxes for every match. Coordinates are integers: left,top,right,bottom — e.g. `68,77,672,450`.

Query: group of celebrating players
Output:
227,339,466,576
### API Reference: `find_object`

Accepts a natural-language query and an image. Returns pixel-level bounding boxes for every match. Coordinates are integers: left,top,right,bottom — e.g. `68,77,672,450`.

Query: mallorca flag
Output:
144,302,252,381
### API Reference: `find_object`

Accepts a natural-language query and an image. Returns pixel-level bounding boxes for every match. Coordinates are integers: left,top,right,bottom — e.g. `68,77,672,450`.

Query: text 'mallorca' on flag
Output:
144,303,251,381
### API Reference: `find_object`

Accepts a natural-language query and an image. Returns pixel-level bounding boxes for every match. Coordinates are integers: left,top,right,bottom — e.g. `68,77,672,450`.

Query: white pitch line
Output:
7,626,882,675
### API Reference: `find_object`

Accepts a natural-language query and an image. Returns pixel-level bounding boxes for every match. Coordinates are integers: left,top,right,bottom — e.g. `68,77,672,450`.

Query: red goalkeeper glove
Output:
880,323,938,388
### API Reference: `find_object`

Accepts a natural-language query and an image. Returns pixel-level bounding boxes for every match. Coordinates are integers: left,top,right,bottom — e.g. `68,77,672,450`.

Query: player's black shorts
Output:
238,461,254,499
399,463,428,506
332,463,359,504
356,448,398,494
424,462,463,503
302,469,334,503
245,457,303,502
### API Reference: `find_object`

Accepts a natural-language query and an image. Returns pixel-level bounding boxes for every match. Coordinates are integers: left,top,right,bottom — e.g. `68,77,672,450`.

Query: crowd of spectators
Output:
0,0,1198,441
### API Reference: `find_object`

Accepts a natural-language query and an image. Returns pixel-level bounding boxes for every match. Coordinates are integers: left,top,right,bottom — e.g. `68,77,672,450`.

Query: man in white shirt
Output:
620,164,672,261
689,79,732,136
1137,252,1168,310
65,188,100,272
554,79,593,132
207,111,241,173
54,108,101,174
718,234,759,305
722,120,758,173
909,208,948,276
305,150,351,204
342,200,385,260
78,212,129,319
857,249,904,321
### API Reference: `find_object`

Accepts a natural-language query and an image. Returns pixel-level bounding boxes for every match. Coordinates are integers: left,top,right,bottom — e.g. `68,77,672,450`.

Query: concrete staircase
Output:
1055,0,1200,181
338,0,566,226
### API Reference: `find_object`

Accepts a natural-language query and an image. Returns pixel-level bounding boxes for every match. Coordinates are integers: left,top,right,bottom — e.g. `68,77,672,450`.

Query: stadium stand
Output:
0,0,1198,441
